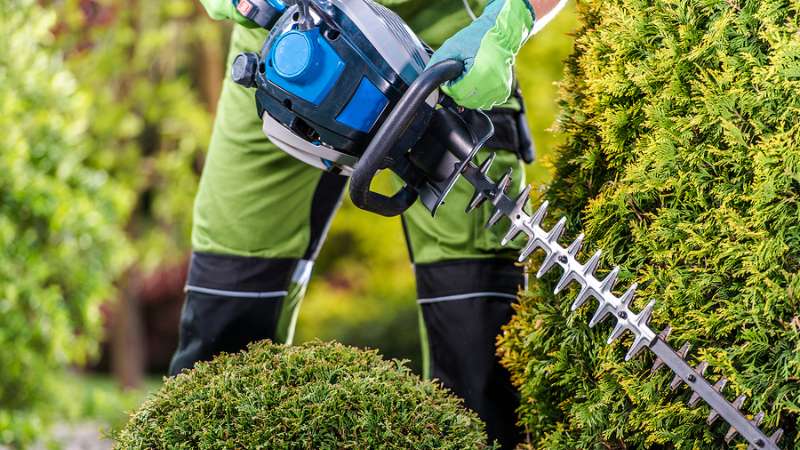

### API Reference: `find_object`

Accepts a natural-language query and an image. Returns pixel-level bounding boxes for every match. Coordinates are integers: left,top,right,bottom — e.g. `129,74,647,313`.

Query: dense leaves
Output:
0,0,132,445
115,341,490,449
0,0,217,444
499,0,800,448
54,0,215,268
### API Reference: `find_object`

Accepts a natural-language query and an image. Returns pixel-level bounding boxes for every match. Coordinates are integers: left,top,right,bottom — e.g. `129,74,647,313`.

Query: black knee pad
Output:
416,258,526,449
168,253,297,376
168,289,285,375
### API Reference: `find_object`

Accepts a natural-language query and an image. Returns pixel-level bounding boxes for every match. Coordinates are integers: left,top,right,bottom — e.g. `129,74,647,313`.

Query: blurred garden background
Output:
0,0,577,447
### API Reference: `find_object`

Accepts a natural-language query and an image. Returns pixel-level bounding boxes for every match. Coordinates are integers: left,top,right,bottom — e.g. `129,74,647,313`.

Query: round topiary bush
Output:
115,341,490,449
498,0,800,449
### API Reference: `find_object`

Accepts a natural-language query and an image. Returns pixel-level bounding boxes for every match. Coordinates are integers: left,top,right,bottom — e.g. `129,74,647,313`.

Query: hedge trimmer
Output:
229,0,784,447
467,178,785,450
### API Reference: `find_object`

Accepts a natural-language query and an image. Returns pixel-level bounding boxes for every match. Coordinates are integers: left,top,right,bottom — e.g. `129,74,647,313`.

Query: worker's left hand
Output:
427,0,535,110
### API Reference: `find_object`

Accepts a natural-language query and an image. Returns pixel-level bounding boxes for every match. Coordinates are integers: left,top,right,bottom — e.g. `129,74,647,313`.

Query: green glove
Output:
427,0,535,110
198,0,260,28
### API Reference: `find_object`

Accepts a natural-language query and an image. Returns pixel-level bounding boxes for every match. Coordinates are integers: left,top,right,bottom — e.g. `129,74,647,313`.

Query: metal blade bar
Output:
650,339,777,449
458,157,781,450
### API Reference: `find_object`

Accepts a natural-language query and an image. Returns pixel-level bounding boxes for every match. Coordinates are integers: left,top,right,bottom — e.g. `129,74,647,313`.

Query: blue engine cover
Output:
266,28,346,106
253,1,425,159
265,25,390,135
336,77,389,132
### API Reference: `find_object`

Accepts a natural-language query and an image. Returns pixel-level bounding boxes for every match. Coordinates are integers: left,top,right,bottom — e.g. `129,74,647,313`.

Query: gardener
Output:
169,0,565,447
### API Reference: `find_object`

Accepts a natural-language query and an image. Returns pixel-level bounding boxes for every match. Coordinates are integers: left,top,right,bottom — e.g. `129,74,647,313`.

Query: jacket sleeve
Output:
198,0,259,28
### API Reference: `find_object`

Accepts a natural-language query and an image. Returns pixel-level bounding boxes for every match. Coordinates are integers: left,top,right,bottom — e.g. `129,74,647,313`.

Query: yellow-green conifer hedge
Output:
499,0,800,448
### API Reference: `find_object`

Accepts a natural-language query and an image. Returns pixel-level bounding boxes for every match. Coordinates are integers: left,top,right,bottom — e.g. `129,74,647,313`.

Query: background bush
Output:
498,0,800,448
1,0,217,443
115,341,490,449
0,0,132,445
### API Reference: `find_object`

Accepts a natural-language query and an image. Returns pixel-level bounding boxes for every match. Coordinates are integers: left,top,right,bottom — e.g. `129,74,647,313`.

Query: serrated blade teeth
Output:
479,152,496,175
485,207,506,229
566,234,584,257
668,343,693,391
712,394,744,430
624,335,650,361
501,187,533,245
546,217,567,243
677,342,691,358
502,223,525,246
514,185,532,210
495,168,513,194
743,412,764,448
688,391,702,407
583,250,602,276
607,321,627,344
686,362,709,407
706,395,746,433
618,283,637,309
725,425,739,443
650,357,665,374
712,376,728,393
748,431,783,450
554,269,578,294
519,236,544,262
485,172,518,230
588,301,615,327
467,189,491,213
571,286,593,311
536,251,561,279
669,372,684,391
669,374,683,391
634,299,655,327
529,200,549,227
467,155,498,213
732,394,747,409
650,327,672,373
725,407,753,444
600,266,620,293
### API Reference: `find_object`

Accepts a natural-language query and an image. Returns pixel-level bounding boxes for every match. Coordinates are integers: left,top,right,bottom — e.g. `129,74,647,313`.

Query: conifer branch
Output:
461,157,783,449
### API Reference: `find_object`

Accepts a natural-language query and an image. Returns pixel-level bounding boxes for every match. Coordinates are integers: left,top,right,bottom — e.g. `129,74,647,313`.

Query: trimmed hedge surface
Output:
115,341,491,449
499,0,800,448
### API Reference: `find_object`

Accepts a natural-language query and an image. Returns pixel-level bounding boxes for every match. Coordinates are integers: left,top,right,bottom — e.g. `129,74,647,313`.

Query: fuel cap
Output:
271,30,319,81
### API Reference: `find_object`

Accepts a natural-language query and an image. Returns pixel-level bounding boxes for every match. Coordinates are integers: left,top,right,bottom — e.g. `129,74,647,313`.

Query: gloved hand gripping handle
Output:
349,60,466,217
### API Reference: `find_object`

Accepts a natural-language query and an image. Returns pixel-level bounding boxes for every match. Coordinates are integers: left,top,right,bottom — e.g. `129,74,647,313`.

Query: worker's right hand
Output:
427,0,535,110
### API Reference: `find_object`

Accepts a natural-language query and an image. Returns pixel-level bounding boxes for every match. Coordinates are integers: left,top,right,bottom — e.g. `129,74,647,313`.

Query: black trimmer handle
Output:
349,59,465,217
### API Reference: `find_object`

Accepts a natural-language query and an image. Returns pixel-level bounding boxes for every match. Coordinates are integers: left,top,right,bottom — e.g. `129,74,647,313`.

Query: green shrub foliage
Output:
115,341,490,449
0,0,132,444
54,0,215,268
499,0,800,448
